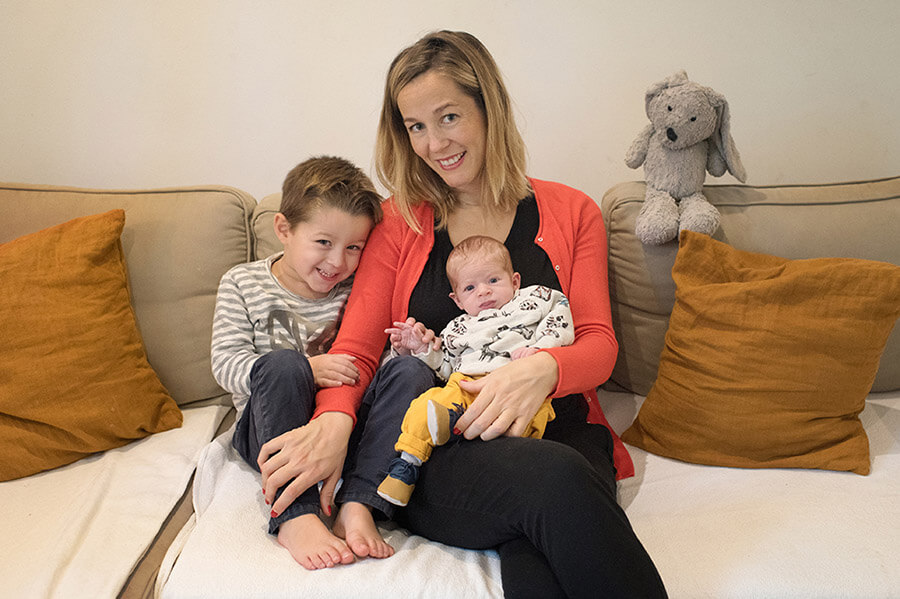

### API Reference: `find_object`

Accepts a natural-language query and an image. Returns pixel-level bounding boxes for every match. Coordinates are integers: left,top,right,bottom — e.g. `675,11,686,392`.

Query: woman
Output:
260,30,666,597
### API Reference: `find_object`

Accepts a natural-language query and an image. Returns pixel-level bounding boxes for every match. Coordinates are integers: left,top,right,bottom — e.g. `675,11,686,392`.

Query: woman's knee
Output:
510,440,609,505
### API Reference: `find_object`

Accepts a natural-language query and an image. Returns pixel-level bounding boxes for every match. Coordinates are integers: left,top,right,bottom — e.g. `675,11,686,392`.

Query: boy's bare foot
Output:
277,513,355,570
333,501,395,559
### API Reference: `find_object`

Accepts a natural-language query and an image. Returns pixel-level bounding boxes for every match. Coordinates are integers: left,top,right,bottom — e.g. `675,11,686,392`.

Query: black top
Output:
407,195,561,334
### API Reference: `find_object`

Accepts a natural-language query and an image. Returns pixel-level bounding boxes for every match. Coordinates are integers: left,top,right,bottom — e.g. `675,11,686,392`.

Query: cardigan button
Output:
554,265,560,271
537,237,543,242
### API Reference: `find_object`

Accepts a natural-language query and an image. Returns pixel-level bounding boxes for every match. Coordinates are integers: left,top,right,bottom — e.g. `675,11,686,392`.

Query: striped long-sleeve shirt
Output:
210,253,351,415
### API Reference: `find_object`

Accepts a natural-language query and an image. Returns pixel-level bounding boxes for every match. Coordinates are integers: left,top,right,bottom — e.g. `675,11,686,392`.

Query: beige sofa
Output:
1,177,898,598
0,183,256,598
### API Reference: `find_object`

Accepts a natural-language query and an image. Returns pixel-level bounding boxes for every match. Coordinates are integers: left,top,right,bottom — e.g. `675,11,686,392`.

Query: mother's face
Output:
396,70,487,203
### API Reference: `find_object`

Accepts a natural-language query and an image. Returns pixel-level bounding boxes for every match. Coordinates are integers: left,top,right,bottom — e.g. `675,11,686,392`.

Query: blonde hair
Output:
445,235,514,290
375,30,530,233
280,155,383,227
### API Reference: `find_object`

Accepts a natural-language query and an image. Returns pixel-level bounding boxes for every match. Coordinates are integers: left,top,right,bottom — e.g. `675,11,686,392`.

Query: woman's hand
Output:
258,411,354,517
455,351,558,441
308,354,359,388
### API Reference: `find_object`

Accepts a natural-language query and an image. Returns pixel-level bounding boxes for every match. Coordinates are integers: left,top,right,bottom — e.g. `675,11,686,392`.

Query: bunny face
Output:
647,87,718,151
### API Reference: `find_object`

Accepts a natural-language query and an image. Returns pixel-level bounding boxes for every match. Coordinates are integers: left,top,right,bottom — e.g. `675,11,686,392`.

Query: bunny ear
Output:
713,99,747,182
644,70,690,113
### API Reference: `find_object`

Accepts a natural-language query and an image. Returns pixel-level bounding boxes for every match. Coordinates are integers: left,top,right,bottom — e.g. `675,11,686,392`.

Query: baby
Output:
377,235,574,506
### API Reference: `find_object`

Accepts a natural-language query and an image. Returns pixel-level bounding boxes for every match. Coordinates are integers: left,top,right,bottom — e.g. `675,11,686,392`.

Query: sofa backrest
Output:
601,177,900,396
0,183,257,406
253,193,282,260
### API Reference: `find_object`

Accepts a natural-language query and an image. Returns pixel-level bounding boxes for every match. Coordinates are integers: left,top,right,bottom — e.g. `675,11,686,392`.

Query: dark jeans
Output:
232,350,432,533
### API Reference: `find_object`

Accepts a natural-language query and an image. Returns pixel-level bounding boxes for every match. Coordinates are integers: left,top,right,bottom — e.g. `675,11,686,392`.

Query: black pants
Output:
354,356,667,599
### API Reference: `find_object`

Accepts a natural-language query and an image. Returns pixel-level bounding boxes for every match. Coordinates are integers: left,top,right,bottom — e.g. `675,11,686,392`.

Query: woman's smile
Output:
438,151,466,169
397,70,487,204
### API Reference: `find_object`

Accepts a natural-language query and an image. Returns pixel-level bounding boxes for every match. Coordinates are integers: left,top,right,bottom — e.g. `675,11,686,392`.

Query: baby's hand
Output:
510,347,540,361
308,354,359,388
385,318,439,355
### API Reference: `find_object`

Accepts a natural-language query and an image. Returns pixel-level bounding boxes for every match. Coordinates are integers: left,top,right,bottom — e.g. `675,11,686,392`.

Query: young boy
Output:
211,156,385,570
377,235,574,507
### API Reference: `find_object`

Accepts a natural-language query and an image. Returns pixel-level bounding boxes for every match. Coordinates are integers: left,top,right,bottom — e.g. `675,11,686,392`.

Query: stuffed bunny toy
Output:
625,70,746,245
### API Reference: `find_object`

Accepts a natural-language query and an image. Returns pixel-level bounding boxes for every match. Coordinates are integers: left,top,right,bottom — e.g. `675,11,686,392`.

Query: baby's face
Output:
449,260,520,316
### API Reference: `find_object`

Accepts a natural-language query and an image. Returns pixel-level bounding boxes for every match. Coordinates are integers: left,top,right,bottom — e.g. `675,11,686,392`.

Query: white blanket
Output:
159,391,900,598
0,404,228,599
158,426,503,598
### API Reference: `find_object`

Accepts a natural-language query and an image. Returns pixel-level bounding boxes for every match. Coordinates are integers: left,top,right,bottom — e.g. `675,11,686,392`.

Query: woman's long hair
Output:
375,30,530,233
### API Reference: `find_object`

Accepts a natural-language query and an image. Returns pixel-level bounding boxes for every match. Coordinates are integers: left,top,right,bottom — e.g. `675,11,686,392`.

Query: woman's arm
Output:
542,188,618,395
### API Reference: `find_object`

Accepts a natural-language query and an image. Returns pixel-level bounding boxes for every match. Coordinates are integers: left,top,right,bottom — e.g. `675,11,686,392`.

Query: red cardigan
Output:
316,178,634,479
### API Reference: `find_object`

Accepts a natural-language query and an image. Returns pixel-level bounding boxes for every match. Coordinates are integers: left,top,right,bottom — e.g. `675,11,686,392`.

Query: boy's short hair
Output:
280,156,383,227
445,235,514,290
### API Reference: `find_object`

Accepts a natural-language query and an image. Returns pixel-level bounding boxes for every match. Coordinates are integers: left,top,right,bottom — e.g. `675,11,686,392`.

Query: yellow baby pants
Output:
394,371,556,463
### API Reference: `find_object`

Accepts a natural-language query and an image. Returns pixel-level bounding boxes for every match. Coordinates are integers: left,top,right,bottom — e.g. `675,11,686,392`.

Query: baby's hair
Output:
280,155,383,227
445,235,514,290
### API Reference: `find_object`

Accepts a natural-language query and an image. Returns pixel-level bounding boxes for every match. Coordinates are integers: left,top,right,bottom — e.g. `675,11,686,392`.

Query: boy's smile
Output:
272,206,373,299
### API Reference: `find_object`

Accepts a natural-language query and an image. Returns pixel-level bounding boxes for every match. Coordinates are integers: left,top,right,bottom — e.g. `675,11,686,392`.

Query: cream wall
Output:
1,1,898,202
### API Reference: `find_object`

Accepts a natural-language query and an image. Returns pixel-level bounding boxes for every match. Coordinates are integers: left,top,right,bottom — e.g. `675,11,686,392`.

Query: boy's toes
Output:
346,535,371,558
379,540,396,558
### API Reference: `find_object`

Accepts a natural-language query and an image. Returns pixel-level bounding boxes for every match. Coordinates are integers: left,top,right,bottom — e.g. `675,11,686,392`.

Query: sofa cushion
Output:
621,231,900,475
0,183,257,406
0,210,183,481
601,177,900,395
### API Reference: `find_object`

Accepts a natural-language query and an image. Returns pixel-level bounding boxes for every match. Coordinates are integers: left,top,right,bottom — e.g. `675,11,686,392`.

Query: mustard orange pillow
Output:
622,231,900,475
0,210,182,481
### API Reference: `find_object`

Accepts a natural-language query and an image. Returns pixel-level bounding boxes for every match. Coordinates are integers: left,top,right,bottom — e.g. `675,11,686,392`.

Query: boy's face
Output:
273,206,373,299
449,258,521,316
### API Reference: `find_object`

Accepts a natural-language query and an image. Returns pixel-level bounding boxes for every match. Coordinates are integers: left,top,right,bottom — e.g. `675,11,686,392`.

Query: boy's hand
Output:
510,347,539,360
385,318,439,355
309,354,359,388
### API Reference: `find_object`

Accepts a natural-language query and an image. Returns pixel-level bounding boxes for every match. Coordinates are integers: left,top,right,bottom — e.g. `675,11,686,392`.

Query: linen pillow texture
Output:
0,210,182,481
622,231,900,475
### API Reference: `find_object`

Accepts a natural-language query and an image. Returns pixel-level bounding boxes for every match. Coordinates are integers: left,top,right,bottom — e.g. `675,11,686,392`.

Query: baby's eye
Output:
464,285,475,292
346,244,363,251
489,277,499,284
316,239,332,247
